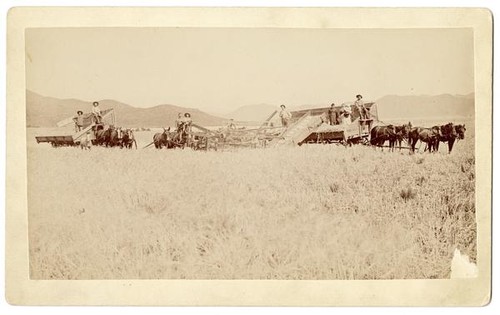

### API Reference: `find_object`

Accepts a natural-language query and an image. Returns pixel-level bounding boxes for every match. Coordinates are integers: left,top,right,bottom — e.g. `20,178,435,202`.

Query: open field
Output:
27,121,476,280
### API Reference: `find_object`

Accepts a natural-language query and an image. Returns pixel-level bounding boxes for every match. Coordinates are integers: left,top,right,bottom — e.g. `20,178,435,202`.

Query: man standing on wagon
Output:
327,103,338,125
279,104,292,127
92,101,102,124
354,94,369,120
73,110,85,132
175,113,183,131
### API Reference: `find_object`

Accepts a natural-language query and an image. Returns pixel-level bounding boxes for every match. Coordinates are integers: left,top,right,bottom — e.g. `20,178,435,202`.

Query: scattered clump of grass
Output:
416,176,426,186
329,183,339,193
416,157,425,164
400,187,416,202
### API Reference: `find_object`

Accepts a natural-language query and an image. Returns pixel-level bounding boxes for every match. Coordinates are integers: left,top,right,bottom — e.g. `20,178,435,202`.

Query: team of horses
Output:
93,125,137,149
151,127,214,150
91,121,466,153
370,122,466,153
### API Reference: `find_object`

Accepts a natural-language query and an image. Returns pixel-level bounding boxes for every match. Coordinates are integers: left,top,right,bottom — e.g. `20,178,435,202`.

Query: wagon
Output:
35,108,116,147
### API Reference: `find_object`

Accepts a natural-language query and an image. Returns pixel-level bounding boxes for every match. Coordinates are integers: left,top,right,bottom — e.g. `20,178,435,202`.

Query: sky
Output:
25,27,474,114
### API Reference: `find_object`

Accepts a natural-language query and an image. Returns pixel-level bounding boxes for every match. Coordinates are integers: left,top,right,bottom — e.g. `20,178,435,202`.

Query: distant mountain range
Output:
375,93,474,120
26,90,227,128
26,90,474,128
223,94,474,123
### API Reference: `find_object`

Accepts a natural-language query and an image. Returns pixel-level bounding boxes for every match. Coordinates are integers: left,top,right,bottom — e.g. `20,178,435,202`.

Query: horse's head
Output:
455,124,466,140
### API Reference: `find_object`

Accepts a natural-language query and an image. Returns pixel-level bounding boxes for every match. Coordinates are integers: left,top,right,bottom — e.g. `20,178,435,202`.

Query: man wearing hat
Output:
327,103,339,125
92,101,102,124
354,94,369,120
279,104,292,127
179,113,193,144
73,110,85,132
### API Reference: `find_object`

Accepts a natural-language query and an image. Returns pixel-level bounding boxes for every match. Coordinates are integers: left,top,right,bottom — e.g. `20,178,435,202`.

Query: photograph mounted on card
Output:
5,7,492,306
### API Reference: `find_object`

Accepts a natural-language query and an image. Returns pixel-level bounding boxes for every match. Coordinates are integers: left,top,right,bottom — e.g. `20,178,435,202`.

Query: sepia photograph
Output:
6,7,492,306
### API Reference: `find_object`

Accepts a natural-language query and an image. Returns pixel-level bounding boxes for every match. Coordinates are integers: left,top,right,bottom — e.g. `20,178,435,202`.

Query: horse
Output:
370,125,396,150
121,129,137,149
408,126,441,153
433,122,458,153
392,122,412,151
108,127,121,147
455,124,466,140
153,127,173,149
94,126,112,146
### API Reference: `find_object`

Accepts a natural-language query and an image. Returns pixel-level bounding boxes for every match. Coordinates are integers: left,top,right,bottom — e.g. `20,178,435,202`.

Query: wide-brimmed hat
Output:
77,110,83,115
280,104,286,109
185,113,191,117
93,101,99,106
356,94,362,98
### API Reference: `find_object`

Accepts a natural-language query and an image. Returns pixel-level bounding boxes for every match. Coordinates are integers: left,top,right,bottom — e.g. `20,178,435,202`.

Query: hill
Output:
26,90,227,127
375,93,474,121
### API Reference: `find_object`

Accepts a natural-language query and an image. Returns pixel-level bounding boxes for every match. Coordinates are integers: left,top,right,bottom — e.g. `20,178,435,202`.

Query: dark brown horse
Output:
94,126,112,146
108,127,121,147
455,124,466,140
153,127,174,149
392,122,412,151
433,123,458,153
409,126,440,153
370,125,395,150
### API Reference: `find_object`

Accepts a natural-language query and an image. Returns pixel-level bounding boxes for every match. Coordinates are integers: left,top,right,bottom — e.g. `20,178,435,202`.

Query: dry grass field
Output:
27,121,476,280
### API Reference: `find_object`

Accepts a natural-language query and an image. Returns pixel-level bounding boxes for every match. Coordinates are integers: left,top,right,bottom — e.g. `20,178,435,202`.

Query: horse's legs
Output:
448,138,455,153
410,137,417,153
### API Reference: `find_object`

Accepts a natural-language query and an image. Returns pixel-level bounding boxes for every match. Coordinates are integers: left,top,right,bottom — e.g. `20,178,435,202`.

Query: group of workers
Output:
73,101,195,137
73,94,370,135
72,101,103,132
279,94,370,127
175,112,193,136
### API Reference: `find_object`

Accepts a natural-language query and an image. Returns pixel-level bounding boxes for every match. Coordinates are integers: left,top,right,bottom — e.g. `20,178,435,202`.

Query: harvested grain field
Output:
27,122,476,280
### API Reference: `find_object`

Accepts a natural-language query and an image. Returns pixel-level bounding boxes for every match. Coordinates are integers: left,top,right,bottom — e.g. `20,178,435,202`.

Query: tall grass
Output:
27,129,476,280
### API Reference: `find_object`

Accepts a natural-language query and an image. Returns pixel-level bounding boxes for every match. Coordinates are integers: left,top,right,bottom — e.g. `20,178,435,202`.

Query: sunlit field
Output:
27,120,476,280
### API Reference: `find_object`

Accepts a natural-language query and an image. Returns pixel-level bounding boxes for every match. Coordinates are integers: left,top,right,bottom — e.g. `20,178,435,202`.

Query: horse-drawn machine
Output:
256,102,379,147
34,108,137,149
146,102,380,151
35,108,116,147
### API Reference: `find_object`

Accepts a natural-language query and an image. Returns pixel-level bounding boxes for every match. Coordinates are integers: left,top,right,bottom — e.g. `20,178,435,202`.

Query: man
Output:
180,112,192,133
340,103,352,125
327,103,338,125
179,113,193,144
92,101,102,124
279,105,292,127
73,110,85,132
175,113,183,131
354,94,368,120
226,119,236,130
